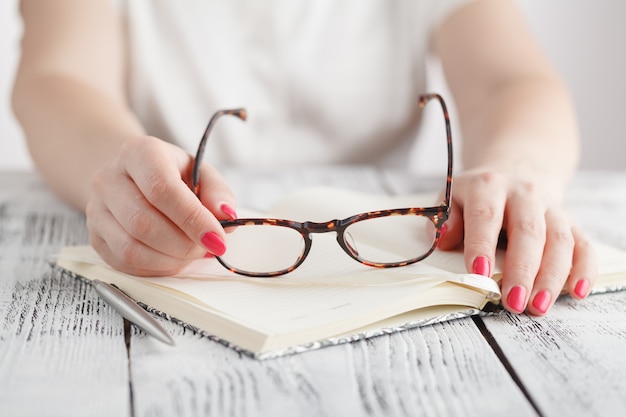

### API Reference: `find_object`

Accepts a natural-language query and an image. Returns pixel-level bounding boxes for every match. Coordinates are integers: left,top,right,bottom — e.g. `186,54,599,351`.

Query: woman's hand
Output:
437,169,598,315
86,136,237,276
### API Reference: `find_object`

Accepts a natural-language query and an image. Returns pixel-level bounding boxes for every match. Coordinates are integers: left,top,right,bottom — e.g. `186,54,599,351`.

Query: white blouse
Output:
115,0,470,169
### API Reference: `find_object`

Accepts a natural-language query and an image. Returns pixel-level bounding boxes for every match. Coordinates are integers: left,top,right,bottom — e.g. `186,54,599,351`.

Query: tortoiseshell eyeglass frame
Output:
191,93,453,277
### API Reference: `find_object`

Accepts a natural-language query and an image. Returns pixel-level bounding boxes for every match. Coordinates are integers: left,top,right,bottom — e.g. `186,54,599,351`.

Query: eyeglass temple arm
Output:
191,108,247,196
193,98,451,202
418,94,453,207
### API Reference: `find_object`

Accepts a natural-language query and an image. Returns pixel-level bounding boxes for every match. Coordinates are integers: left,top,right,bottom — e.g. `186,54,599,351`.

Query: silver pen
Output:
92,279,176,346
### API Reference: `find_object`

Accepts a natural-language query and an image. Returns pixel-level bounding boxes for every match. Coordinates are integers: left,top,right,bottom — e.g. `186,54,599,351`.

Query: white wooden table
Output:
1,168,625,417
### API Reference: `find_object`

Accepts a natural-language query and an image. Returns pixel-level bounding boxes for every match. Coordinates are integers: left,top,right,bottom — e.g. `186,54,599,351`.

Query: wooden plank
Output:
0,172,130,417
130,317,536,417
482,292,626,417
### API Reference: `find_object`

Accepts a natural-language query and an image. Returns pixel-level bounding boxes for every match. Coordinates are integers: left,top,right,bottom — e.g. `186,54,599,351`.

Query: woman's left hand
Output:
437,169,598,315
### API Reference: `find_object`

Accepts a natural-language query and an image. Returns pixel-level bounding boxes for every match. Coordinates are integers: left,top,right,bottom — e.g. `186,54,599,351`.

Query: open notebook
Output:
56,187,626,359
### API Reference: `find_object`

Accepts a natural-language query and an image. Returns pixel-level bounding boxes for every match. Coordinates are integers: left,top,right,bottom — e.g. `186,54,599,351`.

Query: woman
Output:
12,0,597,315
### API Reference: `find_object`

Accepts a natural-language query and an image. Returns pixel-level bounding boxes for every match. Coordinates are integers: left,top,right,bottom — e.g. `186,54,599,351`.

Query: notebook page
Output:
142,233,498,335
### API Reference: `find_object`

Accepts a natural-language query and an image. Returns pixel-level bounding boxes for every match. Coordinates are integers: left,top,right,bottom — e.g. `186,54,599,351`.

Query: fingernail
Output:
201,232,226,256
574,278,590,299
507,285,527,313
472,255,491,276
532,290,552,314
220,203,237,220
204,252,215,259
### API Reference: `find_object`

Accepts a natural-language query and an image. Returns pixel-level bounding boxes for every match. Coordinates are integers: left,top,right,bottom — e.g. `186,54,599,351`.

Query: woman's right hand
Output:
86,136,238,276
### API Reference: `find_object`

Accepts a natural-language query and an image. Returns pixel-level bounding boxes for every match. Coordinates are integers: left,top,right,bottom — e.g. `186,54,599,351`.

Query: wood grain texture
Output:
129,317,535,417
482,292,626,417
0,172,130,417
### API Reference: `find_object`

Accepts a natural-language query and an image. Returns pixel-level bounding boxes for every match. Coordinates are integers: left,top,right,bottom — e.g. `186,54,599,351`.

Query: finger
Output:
460,173,507,277
566,223,598,299
89,204,192,276
526,208,575,315
93,168,205,260
195,162,238,221
120,137,227,256
501,186,546,313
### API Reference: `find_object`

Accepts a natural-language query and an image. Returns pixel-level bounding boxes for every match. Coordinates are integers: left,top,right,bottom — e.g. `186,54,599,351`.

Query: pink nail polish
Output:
204,252,215,259
220,203,237,220
507,285,527,313
574,279,590,299
201,232,226,256
472,256,491,276
532,290,551,314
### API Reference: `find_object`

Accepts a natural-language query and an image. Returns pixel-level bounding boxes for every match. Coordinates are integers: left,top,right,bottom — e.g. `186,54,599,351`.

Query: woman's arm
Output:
433,0,597,315
12,0,236,276
436,0,579,189
12,0,143,210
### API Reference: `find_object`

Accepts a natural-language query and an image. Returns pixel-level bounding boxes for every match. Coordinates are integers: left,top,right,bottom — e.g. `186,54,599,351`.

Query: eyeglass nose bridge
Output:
298,219,362,261
300,220,342,234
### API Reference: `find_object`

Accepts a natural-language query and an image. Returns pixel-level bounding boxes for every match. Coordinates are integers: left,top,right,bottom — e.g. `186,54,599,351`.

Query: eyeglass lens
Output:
218,214,437,276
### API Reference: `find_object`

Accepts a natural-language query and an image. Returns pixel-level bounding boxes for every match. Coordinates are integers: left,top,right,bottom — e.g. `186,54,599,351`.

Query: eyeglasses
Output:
191,93,453,277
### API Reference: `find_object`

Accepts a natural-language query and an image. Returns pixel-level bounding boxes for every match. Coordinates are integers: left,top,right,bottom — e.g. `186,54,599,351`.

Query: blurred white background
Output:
1,0,625,171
